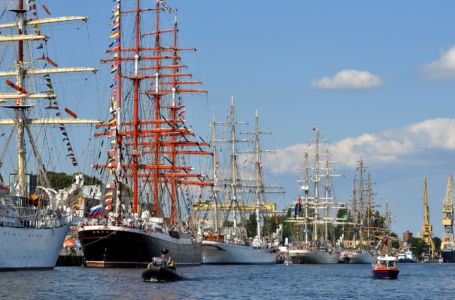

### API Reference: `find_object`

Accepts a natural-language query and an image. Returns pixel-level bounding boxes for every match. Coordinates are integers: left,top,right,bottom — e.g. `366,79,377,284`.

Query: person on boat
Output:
166,256,175,269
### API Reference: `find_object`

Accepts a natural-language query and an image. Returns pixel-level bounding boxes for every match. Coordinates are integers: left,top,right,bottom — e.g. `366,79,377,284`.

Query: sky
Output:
2,0,455,238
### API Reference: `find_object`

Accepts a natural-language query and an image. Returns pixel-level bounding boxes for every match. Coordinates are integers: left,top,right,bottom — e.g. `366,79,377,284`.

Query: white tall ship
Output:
0,0,98,270
197,102,282,264
347,161,375,264
286,129,343,264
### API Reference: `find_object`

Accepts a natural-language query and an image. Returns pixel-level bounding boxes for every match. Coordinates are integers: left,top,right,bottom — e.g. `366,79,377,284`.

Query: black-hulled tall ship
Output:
78,0,211,267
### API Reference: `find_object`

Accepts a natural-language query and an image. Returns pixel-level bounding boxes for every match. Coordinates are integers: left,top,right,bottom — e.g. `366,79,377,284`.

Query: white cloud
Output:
310,69,383,90
267,118,455,173
421,45,455,81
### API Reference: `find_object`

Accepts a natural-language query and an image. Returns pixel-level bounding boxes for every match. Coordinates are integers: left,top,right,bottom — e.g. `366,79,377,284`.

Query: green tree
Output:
245,213,257,237
281,209,293,243
373,211,385,230
83,174,102,186
335,207,348,241
433,236,441,251
42,172,101,190
407,237,426,258
45,172,73,190
390,232,400,249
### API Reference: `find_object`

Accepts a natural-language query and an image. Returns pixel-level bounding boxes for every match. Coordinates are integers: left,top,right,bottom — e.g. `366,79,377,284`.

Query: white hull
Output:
290,249,339,264
202,241,277,264
0,224,69,270
348,252,374,264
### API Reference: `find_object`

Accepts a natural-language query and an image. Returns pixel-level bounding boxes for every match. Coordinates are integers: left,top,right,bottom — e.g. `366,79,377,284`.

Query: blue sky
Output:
2,0,455,238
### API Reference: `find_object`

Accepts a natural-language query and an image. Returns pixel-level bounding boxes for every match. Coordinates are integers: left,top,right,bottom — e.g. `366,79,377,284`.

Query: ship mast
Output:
211,111,219,233
313,129,321,241
0,0,99,196
321,149,341,243
350,161,376,251
365,171,376,250
351,176,357,248
95,0,211,224
442,174,454,250
310,128,342,244
240,110,284,241
222,98,251,230
303,152,310,244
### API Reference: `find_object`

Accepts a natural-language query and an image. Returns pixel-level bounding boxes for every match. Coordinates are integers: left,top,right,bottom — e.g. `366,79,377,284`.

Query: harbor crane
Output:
442,174,454,250
421,177,436,259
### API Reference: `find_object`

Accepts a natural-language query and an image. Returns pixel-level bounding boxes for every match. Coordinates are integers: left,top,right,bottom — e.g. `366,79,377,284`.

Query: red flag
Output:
41,4,51,15
46,57,58,67
6,80,27,94
64,108,77,119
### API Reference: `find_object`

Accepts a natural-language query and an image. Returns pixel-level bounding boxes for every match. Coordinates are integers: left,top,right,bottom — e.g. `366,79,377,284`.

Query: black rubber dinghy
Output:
142,265,183,282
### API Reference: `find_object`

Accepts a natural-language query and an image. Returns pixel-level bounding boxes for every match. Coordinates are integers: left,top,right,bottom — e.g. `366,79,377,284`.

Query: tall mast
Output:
304,152,309,244
96,0,211,223
285,129,342,246
211,111,219,233
351,176,357,248
313,129,320,241
0,0,99,196
358,161,364,249
240,110,283,240
230,98,238,228
16,0,25,196
255,111,261,239
366,171,374,249
323,149,329,242
442,174,454,250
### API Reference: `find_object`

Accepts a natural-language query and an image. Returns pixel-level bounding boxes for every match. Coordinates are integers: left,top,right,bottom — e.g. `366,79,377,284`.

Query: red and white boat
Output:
371,255,399,279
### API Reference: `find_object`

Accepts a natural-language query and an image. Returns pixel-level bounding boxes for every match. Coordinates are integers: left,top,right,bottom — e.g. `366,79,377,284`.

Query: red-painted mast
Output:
96,0,211,225
152,0,161,216
18,0,23,63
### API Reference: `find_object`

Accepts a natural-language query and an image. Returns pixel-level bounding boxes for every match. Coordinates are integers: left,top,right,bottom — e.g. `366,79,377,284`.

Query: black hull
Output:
442,249,455,263
142,266,183,282
78,226,201,268
56,255,83,266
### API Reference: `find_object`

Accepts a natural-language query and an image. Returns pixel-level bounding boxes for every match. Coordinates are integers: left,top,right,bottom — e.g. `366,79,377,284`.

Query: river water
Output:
1,263,455,299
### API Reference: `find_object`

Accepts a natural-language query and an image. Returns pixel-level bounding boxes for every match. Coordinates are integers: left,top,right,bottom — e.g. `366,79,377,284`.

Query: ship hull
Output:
0,224,69,271
348,252,374,264
372,267,399,279
78,225,201,267
442,248,455,263
202,241,277,264
290,249,339,264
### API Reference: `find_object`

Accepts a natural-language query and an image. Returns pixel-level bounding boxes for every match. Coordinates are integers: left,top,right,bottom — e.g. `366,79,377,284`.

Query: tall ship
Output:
346,161,375,264
195,102,283,264
441,174,455,262
78,0,210,267
286,128,343,264
0,0,99,270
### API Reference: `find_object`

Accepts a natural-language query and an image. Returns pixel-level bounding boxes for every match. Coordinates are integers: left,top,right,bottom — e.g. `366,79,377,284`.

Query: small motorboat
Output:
142,250,183,282
372,255,399,279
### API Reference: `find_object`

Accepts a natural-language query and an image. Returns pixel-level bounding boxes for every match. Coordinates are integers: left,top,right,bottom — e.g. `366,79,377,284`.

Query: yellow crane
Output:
421,176,435,259
442,174,454,250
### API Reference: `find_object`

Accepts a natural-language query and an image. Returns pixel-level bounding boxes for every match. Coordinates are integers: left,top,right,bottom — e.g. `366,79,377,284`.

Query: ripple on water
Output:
1,264,455,299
